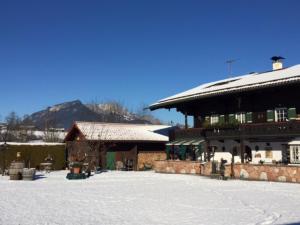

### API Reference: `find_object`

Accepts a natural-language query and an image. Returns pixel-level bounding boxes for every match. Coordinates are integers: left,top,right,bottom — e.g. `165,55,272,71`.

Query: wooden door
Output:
106,152,116,170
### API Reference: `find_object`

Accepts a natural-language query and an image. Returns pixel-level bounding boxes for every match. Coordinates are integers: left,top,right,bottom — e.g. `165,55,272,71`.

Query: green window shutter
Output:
219,115,225,124
246,112,253,123
267,110,275,122
288,108,297,120
229,114,235,123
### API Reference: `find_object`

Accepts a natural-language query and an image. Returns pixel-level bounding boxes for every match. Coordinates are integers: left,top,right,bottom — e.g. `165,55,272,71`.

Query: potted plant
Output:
72,162,83,174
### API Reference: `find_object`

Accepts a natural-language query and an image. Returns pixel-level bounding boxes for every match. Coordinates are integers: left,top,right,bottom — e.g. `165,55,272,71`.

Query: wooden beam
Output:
185,112,188,129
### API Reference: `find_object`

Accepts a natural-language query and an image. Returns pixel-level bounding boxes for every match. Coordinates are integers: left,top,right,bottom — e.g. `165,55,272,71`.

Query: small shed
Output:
64,122,172,170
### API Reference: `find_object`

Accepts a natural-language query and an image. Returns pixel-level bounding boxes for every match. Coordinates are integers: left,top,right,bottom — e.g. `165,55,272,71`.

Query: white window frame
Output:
235,112,246,124
210,115,219,125
275,108,288,122
290,145,300,163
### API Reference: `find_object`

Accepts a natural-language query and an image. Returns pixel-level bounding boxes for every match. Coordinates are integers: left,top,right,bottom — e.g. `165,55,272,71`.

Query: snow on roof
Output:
74,122,170,142
0,142,65,146
150,65,300,109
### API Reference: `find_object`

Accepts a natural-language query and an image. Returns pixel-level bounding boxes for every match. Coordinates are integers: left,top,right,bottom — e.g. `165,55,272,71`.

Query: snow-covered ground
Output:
0,171,300,225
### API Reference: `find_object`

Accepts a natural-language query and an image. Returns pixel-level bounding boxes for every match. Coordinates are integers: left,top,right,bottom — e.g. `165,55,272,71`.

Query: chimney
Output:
271,56,285,70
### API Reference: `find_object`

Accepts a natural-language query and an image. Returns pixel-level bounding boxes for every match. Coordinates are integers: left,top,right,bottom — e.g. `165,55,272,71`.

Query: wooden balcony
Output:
241,121,300,139
175,121,300,140
174,128,204,139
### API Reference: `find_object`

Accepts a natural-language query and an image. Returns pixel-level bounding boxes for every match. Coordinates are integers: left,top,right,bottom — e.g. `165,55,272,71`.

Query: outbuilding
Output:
64,122,172,170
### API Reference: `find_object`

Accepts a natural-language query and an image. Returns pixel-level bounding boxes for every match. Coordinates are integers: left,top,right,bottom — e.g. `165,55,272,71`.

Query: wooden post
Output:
206,140,210,162
185,112,188,129
231,152,235,178
100,144,107,169
134,145,138,171
240,139,244,164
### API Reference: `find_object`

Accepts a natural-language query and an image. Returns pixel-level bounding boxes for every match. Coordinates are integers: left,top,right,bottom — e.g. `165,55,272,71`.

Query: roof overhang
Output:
150,75,300,110
166,138,204,146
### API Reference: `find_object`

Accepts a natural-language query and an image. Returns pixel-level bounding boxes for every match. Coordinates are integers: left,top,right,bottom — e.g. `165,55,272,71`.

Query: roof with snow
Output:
0,142,64,146
150,64,300,110
66,122,171,142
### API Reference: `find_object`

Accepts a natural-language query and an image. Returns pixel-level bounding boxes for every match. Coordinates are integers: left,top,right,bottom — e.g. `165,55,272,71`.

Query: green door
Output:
106,152,116,170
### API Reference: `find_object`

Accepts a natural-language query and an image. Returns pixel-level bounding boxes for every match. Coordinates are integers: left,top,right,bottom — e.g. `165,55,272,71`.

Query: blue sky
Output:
1,0,300,124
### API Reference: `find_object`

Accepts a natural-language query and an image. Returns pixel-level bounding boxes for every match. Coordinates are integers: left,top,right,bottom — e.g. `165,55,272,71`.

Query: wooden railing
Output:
241,121,300,138
174,128,204,139
175,121,300,140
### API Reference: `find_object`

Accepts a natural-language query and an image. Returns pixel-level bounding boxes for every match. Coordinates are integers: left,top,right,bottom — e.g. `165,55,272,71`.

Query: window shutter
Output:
288,108,297,120
246,112,253,123
267,110,275,122
229,114,235,123
219,115,225,124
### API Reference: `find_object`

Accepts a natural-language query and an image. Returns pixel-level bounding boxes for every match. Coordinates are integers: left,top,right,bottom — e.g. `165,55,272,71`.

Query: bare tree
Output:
43,107,62,142
135,103,162,125
0,112,22,142
0,112,22,175
17,114,36,142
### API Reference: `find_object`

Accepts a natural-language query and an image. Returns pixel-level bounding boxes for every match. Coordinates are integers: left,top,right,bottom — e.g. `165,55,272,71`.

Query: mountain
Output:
24,100,158,130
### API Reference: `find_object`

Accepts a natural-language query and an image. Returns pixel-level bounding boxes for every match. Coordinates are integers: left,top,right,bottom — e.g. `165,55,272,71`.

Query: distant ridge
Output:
24,100,159,130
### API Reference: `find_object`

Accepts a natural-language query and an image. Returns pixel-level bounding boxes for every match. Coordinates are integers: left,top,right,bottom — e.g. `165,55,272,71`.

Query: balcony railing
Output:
175,121,300,140
241,121,300,138
174,128,204,139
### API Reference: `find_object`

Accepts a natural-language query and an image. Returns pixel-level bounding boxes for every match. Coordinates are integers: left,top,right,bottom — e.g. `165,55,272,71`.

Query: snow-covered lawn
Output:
1,171,300,225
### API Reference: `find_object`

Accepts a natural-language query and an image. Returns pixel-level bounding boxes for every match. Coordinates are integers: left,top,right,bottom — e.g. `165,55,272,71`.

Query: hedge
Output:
0,144,66,170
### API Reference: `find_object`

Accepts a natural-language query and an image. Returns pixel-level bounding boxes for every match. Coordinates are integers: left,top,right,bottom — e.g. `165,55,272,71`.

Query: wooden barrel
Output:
9,162,25,180
22,168,36,181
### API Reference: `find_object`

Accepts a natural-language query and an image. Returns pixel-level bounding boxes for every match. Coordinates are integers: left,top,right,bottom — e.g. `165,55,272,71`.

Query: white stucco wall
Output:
207,140,285,164
250,142,284,164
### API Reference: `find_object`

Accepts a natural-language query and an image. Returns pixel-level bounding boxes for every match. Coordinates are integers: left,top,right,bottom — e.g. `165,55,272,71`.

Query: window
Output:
210,115,219,125
275,108,288,122
291,146,300,163
265,150,273,159
235,112,246,123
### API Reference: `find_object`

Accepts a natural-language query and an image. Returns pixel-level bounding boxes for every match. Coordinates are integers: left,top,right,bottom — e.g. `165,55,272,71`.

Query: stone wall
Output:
154,160,300,183
137,152,166,170
231,164,300,183
200,162,300,183
154,160,201,174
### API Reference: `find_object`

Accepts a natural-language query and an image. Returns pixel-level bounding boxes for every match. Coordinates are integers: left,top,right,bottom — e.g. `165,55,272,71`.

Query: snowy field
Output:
1,171,300,225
